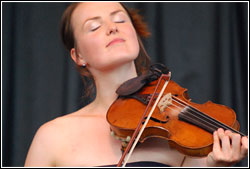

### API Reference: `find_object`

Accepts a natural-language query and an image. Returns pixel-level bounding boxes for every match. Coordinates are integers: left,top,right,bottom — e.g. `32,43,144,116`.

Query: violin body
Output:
107,79,240,157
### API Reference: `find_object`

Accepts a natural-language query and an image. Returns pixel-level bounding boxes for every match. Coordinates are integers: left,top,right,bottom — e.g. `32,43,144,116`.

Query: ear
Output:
70,48,86,66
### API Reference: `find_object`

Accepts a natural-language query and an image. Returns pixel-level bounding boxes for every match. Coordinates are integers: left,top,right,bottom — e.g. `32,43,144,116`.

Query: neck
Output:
90,62,137,113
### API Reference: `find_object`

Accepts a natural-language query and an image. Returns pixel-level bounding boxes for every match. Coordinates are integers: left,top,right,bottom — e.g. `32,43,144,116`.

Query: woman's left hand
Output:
206,128,248,167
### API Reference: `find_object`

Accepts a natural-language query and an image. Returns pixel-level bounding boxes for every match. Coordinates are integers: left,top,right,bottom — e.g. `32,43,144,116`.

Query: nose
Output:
106,22,118,35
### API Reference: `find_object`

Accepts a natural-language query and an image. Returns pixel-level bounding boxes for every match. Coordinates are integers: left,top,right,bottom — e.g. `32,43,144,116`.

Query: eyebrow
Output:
83,10,125,26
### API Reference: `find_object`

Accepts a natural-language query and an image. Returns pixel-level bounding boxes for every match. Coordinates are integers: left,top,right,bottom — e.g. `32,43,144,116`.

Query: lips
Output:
106,38,125,47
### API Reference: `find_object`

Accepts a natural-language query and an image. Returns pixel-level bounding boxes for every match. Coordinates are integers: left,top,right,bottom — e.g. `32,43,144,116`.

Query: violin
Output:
106,64,246,166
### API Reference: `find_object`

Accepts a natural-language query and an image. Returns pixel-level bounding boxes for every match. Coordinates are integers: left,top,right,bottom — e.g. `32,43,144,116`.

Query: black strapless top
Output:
98,161,171,167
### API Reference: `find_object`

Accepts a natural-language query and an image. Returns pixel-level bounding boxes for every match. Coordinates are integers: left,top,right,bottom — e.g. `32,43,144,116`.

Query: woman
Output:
24,2,248,167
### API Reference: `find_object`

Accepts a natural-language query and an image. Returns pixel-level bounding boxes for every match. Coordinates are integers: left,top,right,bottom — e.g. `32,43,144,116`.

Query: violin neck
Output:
178,106,246,137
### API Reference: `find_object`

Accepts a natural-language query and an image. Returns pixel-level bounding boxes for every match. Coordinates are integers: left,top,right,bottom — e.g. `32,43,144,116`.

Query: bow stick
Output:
117,72,171,167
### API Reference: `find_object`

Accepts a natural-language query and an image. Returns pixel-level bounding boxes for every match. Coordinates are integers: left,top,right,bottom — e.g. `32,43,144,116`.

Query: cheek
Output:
78,36,103,62
126,27,140,56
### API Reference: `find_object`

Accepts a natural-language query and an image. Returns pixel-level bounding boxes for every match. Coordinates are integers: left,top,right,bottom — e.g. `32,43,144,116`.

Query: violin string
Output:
170,101,220,131
165,103,218,133
165,96,244,136
171,97,240,133
151,91,223,133
178,111,218,133
183,104,245,136
170,98,233,132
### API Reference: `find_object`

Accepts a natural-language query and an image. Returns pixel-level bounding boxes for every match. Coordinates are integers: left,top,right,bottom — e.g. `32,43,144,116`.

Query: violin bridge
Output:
157,93,172,113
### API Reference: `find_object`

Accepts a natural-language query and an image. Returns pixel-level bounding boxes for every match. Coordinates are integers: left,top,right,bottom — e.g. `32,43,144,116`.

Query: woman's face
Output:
71,2,140,72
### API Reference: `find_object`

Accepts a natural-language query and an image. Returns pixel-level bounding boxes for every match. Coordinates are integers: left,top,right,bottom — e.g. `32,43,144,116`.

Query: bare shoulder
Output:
24,116,63,166
25,107,96,167
32,110,84,140
32,107,96,142
36,103,100,134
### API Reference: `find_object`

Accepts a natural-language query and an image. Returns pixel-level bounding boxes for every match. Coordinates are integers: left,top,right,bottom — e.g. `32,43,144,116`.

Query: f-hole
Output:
142,116,169,124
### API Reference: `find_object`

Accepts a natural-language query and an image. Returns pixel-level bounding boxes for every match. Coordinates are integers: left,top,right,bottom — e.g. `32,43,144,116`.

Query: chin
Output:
92,46,139,71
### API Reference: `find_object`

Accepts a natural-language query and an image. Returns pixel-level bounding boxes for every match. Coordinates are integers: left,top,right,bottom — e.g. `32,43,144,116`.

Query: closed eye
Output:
89,21,101,32
115,20,125,23
113,12,128,23
90,26,100,32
